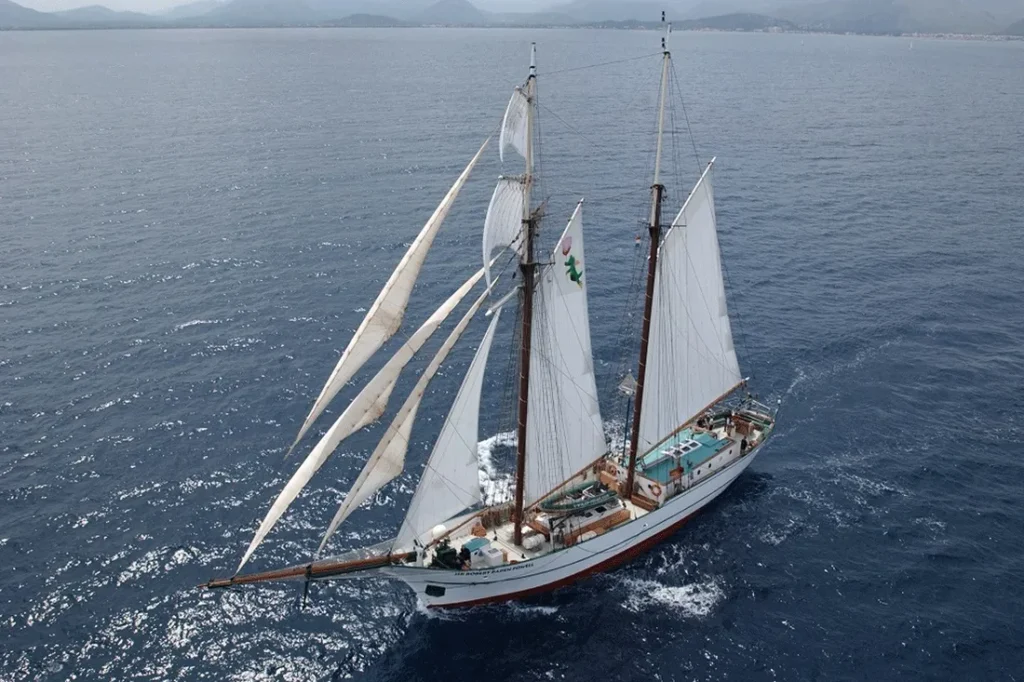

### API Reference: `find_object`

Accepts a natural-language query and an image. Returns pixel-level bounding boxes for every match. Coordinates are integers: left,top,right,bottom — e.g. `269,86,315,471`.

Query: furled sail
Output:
500,87,530,164
482,177,526,284
524,202,606,505
394,310,500,550
318,282,496,555
236,268,486,573
638,160,742,451
286,138,491,456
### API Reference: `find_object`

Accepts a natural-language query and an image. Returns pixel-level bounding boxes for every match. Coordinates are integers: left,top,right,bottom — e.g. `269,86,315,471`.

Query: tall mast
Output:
625,16,671,497
513,43,538,546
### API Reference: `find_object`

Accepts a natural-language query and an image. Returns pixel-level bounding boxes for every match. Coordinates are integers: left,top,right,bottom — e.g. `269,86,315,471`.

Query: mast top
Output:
529,42,537,79
661,11,672,56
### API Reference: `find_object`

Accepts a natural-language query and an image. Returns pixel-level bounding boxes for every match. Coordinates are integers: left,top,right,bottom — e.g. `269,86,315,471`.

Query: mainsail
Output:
319,282,497,554
395,310,501,550
524,202,606,505
638,160,742,450
237,268,487,572
286,139,491,456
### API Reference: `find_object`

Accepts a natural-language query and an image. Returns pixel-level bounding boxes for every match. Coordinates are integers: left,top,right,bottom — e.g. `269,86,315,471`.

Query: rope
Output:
670,61,704,178
544,52,663,77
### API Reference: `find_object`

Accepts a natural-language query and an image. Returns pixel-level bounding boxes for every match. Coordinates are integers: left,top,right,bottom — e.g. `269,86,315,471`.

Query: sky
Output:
17,0,560,15
20,0,177,10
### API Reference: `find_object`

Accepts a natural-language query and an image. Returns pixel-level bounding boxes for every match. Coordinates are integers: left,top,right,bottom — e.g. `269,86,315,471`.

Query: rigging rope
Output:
669,61,704,178
543,52,663,77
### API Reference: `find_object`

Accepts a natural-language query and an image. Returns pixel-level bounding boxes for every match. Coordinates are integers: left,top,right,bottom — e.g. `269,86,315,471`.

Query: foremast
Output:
513,43,538,546
625,16,671,497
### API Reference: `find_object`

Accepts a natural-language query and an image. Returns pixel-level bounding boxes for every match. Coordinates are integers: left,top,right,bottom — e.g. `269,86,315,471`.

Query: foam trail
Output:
477,431,515,505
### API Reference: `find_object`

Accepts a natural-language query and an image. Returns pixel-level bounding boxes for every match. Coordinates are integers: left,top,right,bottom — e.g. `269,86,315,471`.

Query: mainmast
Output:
513,43,538,546
625,16,671,497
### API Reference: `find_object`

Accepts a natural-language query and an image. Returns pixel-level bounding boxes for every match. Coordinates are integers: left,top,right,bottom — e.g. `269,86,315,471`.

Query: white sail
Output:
236,268,486,573
482,177,527,284
319,282,496,554
287,139,491,456
638,160,742,451
395,310,500,550
500,87,530,165
524,202,606,505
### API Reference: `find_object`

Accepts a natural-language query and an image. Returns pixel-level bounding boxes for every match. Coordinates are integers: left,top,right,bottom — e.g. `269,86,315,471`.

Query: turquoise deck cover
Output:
638,428,730,484
463,537,490,553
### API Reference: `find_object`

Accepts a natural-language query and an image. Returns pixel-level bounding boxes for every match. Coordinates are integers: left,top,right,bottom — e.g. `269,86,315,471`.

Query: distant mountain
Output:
199,0,319,25
53,4,153,23
678,12,798,30
0,0,61,28
298,0,428,21
554,0,673,22
160,0,223,19
776,0,1014,34
1,0,1020,33
486,10,576,25
417,0,487,24
685,0,780,19
323,12,407,26
564,0,1024,32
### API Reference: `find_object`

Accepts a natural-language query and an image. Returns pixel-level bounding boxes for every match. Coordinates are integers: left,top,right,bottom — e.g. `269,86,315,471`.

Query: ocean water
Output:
2,27,1023,681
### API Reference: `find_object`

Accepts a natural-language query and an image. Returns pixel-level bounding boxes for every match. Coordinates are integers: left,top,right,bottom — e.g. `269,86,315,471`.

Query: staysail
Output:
482,177,527,284
638,160,742,450
318,282,496,554
236,268,487,573
395,310,500,550
524,202,606,505
286,139,491,456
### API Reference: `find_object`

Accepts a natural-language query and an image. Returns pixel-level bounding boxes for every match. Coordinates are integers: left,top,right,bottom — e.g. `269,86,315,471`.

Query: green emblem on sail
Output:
561,236,583,288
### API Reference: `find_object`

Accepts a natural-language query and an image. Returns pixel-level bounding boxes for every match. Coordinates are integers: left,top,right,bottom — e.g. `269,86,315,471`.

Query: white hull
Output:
381,445,764,608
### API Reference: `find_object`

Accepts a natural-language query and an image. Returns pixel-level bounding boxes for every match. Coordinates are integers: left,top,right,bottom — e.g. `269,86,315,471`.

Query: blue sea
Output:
2,27,1023,681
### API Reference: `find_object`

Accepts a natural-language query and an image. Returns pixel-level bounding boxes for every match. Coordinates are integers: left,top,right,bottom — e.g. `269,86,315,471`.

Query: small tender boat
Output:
537,482,619,514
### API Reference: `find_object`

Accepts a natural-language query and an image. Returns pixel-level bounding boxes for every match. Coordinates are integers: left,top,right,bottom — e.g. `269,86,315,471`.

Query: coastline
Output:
2,23,1022,40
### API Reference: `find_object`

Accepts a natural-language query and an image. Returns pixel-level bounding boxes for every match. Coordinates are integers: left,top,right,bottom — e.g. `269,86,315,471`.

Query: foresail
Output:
395,310,500,550
318,282,496,554
500,87,530,165
483,177,526,284
236,268,486,573
524,202,606,505
286,138,491,455
638,160,742,451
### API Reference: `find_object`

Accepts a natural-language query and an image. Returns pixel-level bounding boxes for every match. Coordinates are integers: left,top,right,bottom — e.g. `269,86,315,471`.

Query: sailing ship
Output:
202,18,779,609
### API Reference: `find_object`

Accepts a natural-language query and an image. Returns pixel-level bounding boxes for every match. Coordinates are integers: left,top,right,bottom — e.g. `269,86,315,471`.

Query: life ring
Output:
649,483,662,497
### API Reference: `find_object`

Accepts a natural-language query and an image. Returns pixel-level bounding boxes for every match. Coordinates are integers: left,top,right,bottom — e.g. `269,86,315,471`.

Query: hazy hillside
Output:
200,0,319,25
323,12,407,26
777,0,1019,33
554,0,673,22
486,10,576,24
160,0,222,18
679,12,798,29
417,0,487,24
561,0,1024,31
2,0,1021,32
53,4,152,23
0,0,61,27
